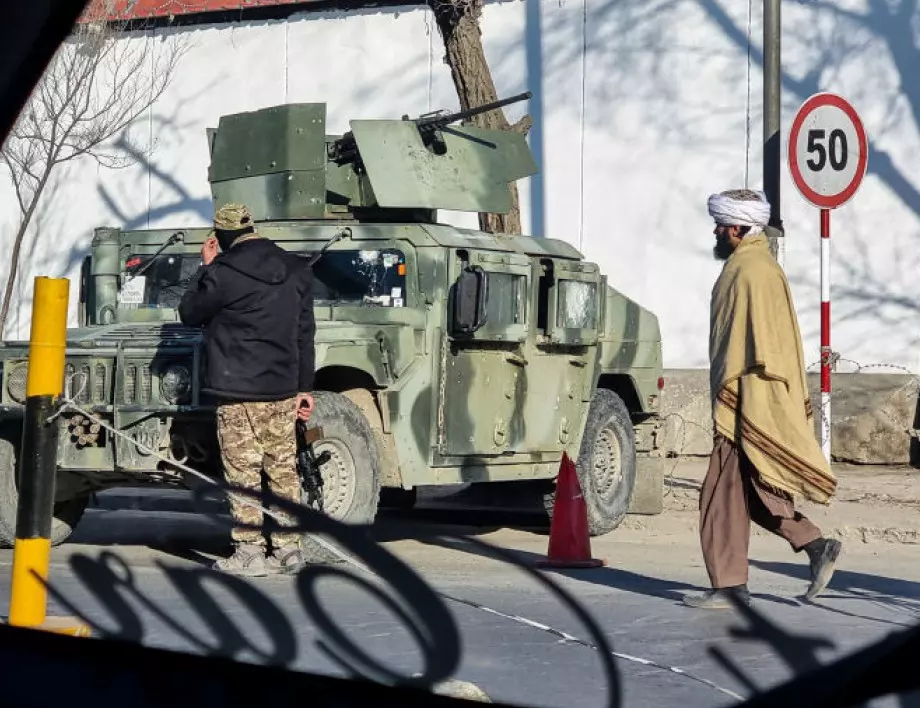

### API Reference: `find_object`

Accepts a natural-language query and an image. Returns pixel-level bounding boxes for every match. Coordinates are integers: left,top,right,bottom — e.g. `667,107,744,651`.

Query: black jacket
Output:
178,238,316,402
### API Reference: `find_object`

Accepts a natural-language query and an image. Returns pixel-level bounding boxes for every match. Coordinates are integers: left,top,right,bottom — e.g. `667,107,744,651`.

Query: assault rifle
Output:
327,91,532,165
296,419,329,512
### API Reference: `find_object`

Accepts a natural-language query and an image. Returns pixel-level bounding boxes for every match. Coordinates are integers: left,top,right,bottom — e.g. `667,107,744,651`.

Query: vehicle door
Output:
520,257,604,452
437,248,531,459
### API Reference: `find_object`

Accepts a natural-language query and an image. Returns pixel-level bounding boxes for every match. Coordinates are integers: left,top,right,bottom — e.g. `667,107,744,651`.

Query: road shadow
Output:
34,478,920,708
750,559,920,625
416,535,751,607
374,506,547,542
39,484,626,708
68,492,548,568
751,559,920,599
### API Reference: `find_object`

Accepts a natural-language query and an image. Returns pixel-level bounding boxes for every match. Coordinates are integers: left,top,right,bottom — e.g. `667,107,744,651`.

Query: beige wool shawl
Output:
709,233,837,504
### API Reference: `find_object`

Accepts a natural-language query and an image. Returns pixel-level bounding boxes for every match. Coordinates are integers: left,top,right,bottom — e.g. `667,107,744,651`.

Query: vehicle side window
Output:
557,280,598,330
485,272,526,327
536,257,602,346
450,249,529,342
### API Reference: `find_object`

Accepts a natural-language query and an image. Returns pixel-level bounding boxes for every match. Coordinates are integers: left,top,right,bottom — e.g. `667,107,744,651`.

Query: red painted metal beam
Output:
80,0,320,22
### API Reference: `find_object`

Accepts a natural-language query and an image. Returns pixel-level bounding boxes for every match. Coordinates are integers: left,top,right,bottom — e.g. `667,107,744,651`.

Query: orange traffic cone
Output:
536,452,605,569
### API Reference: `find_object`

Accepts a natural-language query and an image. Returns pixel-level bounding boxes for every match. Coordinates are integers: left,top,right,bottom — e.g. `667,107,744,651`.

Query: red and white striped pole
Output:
820,208,831,461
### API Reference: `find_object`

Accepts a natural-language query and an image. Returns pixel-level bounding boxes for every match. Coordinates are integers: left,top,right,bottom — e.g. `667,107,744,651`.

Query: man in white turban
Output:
683,189,842,610
707,188,772,259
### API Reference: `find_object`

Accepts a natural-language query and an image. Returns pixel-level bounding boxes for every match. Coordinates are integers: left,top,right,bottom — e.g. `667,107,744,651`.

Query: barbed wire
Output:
803,357,920,445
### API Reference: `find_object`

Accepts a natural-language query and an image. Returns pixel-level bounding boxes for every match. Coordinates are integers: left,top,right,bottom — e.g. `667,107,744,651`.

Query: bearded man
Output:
683,189,842,610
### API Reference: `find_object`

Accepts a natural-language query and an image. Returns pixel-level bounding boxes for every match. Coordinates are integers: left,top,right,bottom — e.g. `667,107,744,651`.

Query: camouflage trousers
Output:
215,398,301,549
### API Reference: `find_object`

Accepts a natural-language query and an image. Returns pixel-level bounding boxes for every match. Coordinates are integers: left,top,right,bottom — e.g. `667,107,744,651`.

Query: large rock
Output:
410,675,491,702
659,369,920,465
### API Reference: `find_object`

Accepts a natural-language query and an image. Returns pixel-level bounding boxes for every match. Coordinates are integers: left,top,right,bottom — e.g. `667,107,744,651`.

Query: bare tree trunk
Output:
1,227,30,339
0,173,49,337
429,0,532,235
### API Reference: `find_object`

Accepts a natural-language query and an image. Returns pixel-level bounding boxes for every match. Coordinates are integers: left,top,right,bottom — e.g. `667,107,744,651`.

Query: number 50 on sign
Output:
789,93,867,209
788,92,869,463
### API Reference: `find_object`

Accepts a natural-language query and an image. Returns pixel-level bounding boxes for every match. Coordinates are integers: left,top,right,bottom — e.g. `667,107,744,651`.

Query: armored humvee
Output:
0,96,665,548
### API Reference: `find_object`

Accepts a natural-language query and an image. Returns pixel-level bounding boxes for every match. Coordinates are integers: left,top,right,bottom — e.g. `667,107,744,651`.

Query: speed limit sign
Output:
789,92,868,209
788,92,869,464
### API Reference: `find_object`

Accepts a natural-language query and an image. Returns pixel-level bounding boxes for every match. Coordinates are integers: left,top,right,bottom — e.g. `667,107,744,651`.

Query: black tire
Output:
543,389,637,536
0,434,88,548
298,391,382,563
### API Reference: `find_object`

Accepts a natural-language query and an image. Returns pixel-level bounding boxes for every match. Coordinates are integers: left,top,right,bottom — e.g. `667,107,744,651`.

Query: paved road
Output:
0,487,917,708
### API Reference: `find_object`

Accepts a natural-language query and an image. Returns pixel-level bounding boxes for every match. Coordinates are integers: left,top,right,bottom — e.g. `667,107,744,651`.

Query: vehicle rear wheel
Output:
0,433,89,548
297,391,382,563
543,389,637,536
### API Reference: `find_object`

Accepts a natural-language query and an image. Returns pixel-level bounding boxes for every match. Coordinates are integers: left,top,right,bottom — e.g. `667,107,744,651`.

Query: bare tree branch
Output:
0,18,188,337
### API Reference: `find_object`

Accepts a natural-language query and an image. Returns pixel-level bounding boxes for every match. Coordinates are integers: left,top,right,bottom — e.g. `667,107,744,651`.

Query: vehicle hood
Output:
0,323,204,351
0,319,399,352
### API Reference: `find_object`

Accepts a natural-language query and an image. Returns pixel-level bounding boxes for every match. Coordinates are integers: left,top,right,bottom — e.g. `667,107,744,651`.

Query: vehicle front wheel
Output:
0,433,89,548
543,389,637,536
297,391,382,563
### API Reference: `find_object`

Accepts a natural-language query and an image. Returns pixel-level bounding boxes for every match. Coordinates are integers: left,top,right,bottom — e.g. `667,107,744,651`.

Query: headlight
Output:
6,362,27,404
160,364,191,403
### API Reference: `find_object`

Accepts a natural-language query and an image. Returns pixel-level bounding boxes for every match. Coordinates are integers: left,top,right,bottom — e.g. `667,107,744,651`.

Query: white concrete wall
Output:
3,0,920,374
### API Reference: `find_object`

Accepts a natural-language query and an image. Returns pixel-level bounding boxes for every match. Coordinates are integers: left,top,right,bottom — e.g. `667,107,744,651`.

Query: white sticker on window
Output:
118,275,146,305
393,297,404,308
382,253,399,268
391,287,402,298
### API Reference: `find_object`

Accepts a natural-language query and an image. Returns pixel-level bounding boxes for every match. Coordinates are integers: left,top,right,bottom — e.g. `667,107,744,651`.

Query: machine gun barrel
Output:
413,91,532,129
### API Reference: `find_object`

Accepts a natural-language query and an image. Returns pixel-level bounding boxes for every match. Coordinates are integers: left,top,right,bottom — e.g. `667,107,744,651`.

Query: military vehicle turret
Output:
0,94,665,548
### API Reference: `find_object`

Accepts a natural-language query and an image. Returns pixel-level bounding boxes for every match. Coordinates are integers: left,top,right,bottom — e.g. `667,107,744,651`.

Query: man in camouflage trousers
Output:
179,203,316,576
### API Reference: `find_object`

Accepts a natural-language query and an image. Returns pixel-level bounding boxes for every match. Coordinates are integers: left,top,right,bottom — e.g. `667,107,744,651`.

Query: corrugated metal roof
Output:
81,0,322,22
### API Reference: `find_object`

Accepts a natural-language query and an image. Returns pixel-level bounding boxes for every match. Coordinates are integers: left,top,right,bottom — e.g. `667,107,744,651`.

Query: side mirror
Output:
453,265,488,334
207,128,217,158
78,255,91,326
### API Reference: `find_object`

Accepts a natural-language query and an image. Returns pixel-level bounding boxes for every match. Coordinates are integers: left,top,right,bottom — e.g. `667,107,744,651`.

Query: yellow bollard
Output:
7,277,89,636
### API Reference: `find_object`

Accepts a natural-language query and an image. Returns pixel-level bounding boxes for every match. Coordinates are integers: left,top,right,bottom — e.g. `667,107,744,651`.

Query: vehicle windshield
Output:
117,248,408,309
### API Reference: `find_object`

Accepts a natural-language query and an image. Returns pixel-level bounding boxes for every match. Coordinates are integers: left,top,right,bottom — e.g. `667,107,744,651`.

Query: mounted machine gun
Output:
328,91,532,165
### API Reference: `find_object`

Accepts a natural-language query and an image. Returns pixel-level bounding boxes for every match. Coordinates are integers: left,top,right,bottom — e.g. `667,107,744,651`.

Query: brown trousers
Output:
700,437,822,588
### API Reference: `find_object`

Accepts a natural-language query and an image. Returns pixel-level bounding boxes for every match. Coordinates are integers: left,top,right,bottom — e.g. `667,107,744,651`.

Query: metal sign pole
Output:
788,92,868,465
820,208,831,461
763,0,784,268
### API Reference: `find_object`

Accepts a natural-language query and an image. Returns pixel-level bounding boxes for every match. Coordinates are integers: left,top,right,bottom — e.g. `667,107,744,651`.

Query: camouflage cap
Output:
213,203,254,231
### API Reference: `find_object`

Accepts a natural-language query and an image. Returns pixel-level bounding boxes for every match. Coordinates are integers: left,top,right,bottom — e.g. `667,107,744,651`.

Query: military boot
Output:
803,537,842,600
213,543,275,577
682,584,752,609
266,545,306,575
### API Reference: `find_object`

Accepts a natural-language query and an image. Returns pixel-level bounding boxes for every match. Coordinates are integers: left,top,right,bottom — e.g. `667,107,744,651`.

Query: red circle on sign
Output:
788,93,868,209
